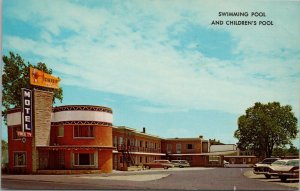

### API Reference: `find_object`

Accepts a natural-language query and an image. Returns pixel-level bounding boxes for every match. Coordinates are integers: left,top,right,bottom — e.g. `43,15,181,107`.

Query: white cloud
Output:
3,0,300,116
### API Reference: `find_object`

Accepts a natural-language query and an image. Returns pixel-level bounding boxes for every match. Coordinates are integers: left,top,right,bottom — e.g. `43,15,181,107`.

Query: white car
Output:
253,159,288,178
267,159,299,182
223,160,229,167
171,160,190,168
253,158,280,177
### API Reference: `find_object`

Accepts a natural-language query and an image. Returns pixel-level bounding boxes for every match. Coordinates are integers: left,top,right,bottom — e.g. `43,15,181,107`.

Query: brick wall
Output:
161,139,202,154
33,89,53,172
51,125,112,146
8,125,33,174
34,89,53,146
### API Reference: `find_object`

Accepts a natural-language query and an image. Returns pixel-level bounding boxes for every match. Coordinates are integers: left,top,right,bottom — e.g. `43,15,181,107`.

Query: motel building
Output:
7,98,259,174
6,67,258,174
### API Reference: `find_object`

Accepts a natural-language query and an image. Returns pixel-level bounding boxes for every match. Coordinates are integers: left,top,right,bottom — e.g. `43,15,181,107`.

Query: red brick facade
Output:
8,123,33,174
7,95,114,174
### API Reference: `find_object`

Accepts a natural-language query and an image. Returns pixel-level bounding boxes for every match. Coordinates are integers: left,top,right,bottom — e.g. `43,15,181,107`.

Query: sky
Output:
2,0,300,146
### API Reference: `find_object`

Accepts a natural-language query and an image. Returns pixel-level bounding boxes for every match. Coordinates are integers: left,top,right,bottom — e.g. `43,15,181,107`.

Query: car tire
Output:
264,174,271,179
179,165,183,168
164,166,168,169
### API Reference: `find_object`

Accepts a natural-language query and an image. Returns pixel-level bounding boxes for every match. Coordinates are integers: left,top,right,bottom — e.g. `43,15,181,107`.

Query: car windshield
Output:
285,160,299,166
159,161,169,163
262,159,277,164
271,160,286,165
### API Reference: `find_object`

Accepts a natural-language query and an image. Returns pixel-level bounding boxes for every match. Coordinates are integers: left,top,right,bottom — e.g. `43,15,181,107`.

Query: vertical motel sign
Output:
21,88,32,137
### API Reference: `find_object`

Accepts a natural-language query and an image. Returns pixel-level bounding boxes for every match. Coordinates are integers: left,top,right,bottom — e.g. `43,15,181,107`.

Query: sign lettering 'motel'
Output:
22,88,32,132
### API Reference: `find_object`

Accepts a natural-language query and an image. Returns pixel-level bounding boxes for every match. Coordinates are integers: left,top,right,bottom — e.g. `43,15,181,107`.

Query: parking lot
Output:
2,167,298,190
244,170,299,189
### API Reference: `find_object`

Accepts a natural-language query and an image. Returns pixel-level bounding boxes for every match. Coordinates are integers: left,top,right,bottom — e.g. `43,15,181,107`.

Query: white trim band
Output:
52,110,113,124
7,112,22,126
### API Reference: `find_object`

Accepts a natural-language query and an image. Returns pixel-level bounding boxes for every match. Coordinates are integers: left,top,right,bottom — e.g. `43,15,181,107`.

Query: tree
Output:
272,144,299,157
234,102,298,158
287,144,299,156
272,145,287,157
2,52,63,117
1,140,8,164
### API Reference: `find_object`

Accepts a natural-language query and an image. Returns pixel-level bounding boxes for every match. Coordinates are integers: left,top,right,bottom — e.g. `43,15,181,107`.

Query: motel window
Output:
140,156,143,163
155,143,157,149
74,125,94,138
119,137,123,145
14,152,26,167
176,143,181,154
145,141,148,148
113,136,117,147
186,157,192,164
209,155,220,162
140,140,143,147
230,158,235,164
57,125,64,137
167,144,172,153
74,153,95,166
12,126,22,140
187,144,194,149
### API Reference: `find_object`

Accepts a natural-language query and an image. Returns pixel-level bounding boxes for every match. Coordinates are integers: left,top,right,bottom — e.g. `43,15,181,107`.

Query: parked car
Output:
171,160,190,168
253,159,288,178
223,160,229,168
253,158,280,177
267,159,299,182
143,160,175,169
255,158,281,166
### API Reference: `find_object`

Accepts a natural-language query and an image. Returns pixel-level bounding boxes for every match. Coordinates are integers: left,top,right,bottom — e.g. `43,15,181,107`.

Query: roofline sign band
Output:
29,67,60,89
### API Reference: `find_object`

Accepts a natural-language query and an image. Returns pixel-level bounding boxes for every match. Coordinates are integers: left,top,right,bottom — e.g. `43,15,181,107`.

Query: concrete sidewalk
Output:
1,167,214,183
80,173,169,181
2,172,170,182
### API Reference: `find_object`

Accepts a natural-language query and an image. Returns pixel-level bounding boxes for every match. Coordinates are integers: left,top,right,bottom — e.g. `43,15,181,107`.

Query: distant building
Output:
112,126,163,170
210,144,237,152
112,128,243,169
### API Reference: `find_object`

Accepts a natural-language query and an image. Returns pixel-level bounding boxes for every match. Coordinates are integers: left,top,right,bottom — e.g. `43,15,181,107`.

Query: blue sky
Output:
2,0,300,146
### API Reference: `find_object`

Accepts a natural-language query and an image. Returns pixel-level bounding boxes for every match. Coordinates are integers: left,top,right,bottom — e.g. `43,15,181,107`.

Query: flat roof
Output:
113,126,162,139
163,138,202,141
37,145,116,150
169,151,238,156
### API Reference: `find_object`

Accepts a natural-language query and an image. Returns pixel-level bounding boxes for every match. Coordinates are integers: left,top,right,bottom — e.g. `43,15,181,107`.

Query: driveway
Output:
1,167,297,190
243,169,299,189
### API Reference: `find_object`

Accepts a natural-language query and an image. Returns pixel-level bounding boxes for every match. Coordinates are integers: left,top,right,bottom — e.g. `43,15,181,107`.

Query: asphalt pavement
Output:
1,167,298,190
